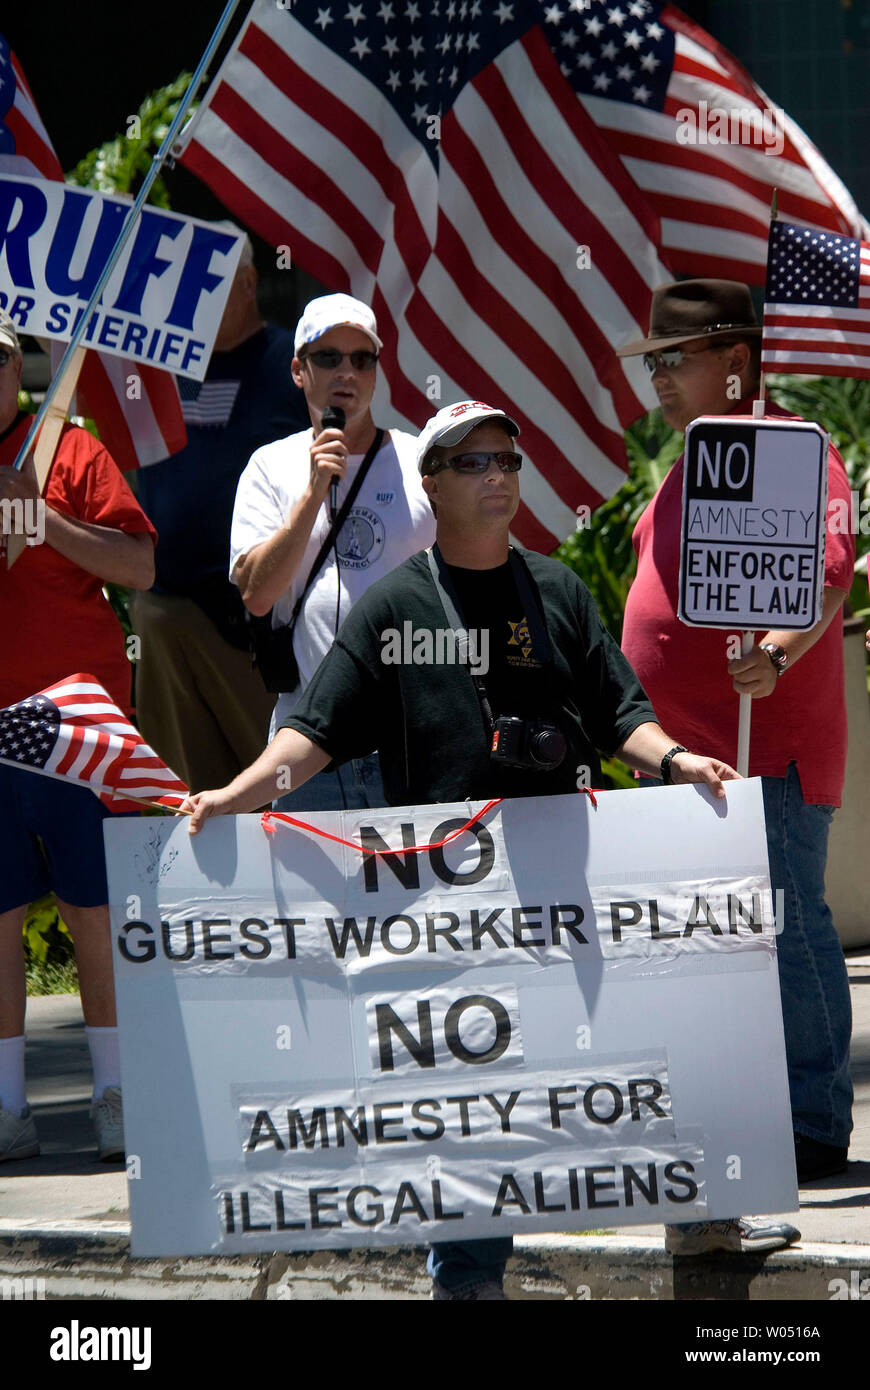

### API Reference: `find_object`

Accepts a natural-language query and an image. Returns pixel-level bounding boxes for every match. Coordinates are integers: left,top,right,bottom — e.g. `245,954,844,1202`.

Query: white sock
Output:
85,1026,121,1099
0,1034,27,1115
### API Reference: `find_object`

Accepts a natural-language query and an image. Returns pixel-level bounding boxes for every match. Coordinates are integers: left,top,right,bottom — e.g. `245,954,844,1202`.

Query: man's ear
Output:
421,473,437,503
290,355,305,389
726,341,751,377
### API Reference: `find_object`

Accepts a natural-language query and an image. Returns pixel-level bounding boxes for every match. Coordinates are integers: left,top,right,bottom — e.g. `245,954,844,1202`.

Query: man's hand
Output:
727,644,778,698
180,787,241,834
0,460,39,504
309,426,347,501
670,753,741,800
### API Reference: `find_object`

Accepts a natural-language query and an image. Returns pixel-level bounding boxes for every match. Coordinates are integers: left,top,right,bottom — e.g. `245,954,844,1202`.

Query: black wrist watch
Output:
760,642,788,677
660,745,687,785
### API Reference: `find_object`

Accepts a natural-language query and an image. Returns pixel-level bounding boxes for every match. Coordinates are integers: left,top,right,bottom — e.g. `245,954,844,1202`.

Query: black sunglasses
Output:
642,344,722,373
426,451,523,476
303,348,378,370
0,348,14,368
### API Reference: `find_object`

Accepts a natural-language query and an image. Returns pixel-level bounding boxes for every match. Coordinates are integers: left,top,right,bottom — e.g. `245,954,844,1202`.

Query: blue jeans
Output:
763,765,852,1147
427,1238,512,1292
272,753,385,813
641,766,852,1147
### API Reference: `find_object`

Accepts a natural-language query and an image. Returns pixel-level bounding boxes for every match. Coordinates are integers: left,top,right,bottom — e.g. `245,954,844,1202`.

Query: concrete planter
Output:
827,617,870,950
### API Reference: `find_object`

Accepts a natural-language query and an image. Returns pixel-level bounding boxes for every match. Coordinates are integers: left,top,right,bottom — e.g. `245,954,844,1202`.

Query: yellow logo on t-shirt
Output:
507,617,536,664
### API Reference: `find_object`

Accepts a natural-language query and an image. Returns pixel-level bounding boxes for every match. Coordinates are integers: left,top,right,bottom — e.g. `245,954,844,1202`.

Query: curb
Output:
1,1222,868,1300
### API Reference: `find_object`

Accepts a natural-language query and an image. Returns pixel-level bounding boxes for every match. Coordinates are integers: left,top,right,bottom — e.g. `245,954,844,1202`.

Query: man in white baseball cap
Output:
229,292,434,811
0,308,20,354
185,398,741,1297
415,399,519,472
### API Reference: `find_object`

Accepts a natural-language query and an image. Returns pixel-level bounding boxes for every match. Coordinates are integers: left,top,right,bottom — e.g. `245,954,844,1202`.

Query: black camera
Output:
490,715,568,772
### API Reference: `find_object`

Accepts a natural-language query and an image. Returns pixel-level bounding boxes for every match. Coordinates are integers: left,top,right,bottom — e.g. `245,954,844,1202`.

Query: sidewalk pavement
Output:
0,951,868,1300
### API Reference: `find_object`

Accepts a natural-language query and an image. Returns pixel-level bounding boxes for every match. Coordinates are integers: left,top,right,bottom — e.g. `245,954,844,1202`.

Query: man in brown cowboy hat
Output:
619,281,855,1238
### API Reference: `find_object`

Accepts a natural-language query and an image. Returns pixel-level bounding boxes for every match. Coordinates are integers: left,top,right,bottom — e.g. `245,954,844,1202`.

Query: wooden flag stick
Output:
7,0,243,543
753,188,779,422
736,631,754,777
6,345,87,569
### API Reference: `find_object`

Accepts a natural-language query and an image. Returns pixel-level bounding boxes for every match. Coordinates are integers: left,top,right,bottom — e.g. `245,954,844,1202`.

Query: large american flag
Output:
576,2,866,281
177,0,865,550
0,675,189,812
0,36,187,471
762,220,870,381
179,0,672,549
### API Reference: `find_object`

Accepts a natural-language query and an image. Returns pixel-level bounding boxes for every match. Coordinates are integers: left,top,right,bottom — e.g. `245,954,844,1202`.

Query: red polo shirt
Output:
622,399,854,805
1,414,157,715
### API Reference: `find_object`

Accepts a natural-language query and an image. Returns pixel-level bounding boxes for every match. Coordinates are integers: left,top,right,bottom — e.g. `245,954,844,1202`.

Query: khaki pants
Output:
131,591,274,794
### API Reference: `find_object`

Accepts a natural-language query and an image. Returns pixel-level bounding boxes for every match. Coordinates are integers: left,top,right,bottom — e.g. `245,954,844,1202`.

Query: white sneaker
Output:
0,1102,39,1162
90,1086,125,1162
665,1217,800,1256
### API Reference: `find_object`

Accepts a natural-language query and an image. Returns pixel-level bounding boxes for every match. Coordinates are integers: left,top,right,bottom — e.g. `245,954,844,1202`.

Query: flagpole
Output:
738,189,781,776
9,0,245,483
753,188,778,422
0,755,189,814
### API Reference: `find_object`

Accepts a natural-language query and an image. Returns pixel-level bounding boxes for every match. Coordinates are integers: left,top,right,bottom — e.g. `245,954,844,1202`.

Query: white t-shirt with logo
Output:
230,427,435,729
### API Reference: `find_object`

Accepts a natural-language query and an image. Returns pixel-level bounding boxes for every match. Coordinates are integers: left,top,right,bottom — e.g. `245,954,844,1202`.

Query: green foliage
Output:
23,897,78,995
766,375,870,618
554,409,682,641
66,72,194,202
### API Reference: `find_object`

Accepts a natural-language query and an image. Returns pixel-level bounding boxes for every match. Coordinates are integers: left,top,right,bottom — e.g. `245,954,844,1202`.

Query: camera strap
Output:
426,543,554,732
286,427,385,631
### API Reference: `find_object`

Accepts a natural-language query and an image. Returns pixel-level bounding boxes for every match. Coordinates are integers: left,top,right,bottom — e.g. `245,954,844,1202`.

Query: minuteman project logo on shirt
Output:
337,506,386,570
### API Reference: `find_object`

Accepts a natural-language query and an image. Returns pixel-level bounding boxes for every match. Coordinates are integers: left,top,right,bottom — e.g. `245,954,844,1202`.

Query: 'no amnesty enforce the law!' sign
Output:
105,782,796,1257
679,416,827,631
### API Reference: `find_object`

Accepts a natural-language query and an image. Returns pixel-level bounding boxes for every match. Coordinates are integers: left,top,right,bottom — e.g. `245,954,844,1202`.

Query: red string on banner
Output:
259,787,598,854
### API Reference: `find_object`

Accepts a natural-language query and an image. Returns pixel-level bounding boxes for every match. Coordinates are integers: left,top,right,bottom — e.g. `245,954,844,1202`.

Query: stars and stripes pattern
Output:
762,220,870,381
176,0,864,548
178,0,669,550
178,376,242,427
571,2,867,281
0,36,187,471
0,675,189,812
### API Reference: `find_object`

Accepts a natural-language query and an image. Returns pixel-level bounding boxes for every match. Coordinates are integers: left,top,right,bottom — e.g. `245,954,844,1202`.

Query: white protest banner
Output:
105,782,797,1257
0,175,244,381
679,416,827,630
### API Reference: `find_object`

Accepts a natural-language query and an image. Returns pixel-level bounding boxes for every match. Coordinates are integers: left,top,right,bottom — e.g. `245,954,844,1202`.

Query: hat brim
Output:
437,414,519,448
300,323,384,353
616,325,762,357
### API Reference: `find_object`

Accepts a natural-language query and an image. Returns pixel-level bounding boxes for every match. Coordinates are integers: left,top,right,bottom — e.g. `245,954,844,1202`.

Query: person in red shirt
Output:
618,281,854,1213
0,310,157,1163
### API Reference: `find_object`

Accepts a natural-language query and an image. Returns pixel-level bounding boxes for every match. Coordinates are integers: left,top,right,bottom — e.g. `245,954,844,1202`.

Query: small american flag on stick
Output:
762,219,870,381
0,675,189,812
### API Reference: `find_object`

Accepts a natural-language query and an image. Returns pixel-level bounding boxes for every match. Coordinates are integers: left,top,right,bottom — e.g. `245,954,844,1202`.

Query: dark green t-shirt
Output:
282,548,656,806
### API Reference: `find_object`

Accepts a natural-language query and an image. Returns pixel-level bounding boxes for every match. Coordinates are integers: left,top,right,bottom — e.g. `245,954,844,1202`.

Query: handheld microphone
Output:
321,405,347,521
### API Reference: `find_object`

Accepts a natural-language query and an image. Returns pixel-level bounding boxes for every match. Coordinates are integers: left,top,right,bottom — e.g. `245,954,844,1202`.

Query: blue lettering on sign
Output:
113,207,182,317
0,180,48,287
46,302,70,333
0,176,238,367
45,188,126,298
167,225,237,330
